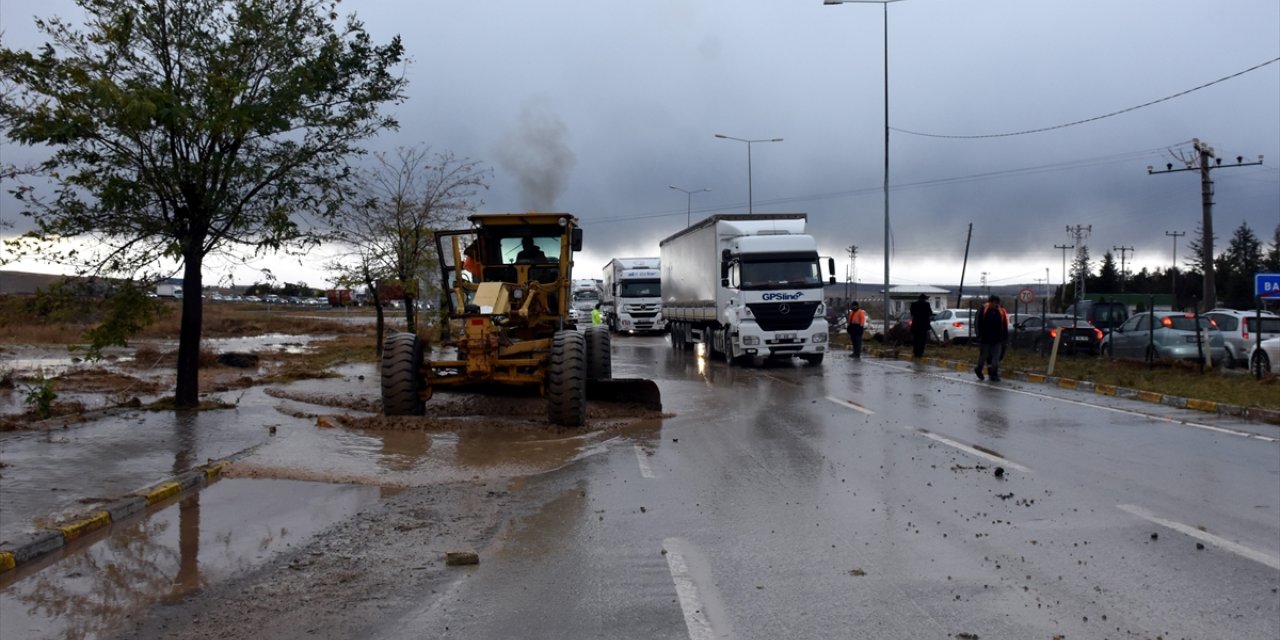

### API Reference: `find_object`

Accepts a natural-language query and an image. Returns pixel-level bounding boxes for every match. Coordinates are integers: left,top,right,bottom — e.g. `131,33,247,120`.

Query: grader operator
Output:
380,213,660,426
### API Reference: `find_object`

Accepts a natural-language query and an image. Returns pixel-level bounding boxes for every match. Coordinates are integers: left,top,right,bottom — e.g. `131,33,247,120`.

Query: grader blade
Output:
586,378,662,411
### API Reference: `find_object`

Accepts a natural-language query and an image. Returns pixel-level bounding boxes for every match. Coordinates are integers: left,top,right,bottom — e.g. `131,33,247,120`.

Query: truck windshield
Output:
572,290,599,302
619,280,660,297
739,259,821,290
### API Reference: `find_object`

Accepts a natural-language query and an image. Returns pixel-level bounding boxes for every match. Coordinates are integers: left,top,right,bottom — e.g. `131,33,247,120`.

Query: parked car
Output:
1062,299,1130,332
1203,309,1280,368
1013,314,1104,355
1247,336,1280,376
930,309,976,343
1101,311,1226,365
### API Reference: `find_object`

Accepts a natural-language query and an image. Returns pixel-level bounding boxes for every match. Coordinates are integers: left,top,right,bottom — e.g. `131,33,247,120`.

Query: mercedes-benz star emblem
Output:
778,304,790,315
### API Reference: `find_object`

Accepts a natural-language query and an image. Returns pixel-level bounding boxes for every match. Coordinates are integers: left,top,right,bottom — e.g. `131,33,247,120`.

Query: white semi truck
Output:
660,213,835,365
569,279,603,324
601,258,666,334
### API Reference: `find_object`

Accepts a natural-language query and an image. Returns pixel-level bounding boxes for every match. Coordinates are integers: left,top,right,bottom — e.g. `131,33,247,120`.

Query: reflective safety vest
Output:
591,307,603,325
847,308,867,327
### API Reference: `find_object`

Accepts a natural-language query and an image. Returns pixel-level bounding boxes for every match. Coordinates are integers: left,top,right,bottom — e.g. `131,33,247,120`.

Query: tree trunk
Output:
403,293,417,335
174,256,204,408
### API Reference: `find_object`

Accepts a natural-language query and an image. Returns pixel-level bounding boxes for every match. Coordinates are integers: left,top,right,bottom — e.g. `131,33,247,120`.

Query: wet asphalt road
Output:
377,337,1280,639
4,336,1279,639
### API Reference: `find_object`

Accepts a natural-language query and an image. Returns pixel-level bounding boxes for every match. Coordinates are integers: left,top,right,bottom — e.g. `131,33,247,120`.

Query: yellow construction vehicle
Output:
380,212,659,426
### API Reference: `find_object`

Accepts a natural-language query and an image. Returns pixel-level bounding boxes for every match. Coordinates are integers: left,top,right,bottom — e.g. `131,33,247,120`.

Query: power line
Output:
892,57,1280,140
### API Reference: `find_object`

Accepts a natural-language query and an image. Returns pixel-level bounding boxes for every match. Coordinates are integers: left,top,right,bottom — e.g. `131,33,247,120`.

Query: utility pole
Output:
956,223,973,308
1165,230,1185,308
1067,224,1092,302
1148,139,1263,310
1054,243,1074,311
980,271,989,296
846,244,858,301
1112,245,1134,292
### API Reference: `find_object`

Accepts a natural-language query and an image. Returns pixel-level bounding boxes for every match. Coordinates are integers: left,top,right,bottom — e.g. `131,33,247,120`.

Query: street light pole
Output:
669,185,710,227
714,134,782,215
823,0,904,335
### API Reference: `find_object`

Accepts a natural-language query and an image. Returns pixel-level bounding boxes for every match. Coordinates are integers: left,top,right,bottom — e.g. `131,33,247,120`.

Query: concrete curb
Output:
860,346,1280,427
0,451,249,575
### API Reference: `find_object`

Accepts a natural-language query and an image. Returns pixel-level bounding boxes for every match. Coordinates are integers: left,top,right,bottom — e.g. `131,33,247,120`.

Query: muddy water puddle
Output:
0,478,380,640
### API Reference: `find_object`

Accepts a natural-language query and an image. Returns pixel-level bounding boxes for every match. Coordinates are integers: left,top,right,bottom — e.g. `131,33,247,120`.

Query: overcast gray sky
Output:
2,0,1278,291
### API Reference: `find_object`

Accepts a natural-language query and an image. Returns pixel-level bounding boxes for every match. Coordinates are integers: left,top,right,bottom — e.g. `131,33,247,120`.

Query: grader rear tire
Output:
381,332,425,416
547,330,588,426
584,325,612,381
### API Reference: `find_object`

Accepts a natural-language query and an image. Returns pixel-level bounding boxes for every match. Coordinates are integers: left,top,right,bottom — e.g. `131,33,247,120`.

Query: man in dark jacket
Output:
909,294,932,358
974,295,1009,381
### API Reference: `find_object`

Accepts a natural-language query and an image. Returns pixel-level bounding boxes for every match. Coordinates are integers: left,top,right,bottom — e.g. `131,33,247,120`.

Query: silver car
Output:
1247,336,1280,376
1102,312,1227,365
1203,309,1280,368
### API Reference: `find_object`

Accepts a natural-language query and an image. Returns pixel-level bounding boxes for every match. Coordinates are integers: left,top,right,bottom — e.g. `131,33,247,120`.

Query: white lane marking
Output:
1117,504,1280,570
826,395,876,415
914,429,1033,473
869,359,1278,443
634,444,656,479
662,538,716,640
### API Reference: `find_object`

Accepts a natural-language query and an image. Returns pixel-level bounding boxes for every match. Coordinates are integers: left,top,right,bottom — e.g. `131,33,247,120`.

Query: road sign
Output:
1257,273,1280,298
1017,288,1035,304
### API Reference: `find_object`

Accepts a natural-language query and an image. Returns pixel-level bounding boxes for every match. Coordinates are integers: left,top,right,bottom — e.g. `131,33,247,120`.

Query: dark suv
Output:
1063,300,1129,332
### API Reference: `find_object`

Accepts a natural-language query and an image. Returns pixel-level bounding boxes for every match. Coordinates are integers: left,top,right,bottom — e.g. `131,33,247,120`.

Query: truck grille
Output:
748,302,818,331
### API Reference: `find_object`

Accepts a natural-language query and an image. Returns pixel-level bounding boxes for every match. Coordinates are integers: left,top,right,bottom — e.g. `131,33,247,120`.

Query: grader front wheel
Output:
547,330,587,426
382,332,426,416
584,325,612,381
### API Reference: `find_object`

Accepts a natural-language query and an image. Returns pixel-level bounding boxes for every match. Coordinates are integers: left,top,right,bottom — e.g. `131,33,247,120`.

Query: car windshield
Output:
1245,316,1280,333
619,280,660,297
739,259,822,290
1048,317,1093,328
1164,316,1214,331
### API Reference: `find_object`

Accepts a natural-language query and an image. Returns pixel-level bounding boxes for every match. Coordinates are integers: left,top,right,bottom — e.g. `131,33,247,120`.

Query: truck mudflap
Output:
586,378,662,411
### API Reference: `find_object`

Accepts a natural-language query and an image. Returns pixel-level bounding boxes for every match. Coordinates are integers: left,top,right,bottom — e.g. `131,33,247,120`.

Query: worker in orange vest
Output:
846,301,867,359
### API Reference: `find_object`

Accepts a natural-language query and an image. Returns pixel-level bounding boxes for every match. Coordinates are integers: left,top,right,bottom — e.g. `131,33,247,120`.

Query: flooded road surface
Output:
0,478,380,640
4,336,1279,639
378,337,1280,640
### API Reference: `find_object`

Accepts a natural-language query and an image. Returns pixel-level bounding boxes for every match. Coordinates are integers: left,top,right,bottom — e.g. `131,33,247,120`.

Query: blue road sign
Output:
1258,273,1280,298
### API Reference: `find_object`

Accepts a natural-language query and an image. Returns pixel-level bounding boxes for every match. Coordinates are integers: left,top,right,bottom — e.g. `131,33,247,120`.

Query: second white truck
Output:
660,213,834,365
601,258,666,334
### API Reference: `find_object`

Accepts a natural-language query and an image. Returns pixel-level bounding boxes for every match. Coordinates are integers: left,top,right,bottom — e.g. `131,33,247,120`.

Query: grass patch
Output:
921,343,1278,411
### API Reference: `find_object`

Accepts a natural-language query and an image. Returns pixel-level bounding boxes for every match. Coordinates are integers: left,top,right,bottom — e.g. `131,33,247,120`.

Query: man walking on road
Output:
975,295,1009,381
909,294,933,358
846,302,867,358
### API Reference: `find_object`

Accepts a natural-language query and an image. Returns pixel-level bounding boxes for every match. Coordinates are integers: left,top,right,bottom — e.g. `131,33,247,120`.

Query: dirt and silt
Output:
1,335,667,639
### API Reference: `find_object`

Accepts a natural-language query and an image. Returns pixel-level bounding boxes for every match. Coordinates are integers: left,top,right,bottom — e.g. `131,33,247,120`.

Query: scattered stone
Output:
1150,533,1158,541
848,568,866,576
1196,542,1205,550
316,416,336,429
445,551,479,566
994,467,1004,478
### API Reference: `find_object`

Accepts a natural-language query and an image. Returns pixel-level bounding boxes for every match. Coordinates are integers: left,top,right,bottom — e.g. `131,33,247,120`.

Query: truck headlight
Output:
742,335,761,346
742,306,754,318
812,333,828,343
814,303,825,317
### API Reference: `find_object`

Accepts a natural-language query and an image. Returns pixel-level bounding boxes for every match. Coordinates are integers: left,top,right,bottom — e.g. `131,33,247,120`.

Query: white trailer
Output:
660,214,834,365
601,258,665,334
155,281,184,298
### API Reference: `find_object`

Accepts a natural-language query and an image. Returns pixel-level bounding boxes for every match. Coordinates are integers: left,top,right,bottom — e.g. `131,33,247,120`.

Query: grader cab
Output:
380,213,659,426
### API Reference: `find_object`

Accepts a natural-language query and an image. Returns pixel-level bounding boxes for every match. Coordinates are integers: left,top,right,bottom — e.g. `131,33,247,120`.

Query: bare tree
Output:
330,146,490,348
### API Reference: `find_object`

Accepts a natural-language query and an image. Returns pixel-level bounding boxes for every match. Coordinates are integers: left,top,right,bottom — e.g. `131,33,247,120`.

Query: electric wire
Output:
892,57,1280,139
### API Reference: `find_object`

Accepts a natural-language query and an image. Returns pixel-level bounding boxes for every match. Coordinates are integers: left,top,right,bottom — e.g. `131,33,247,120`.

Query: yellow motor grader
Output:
380,212,660,426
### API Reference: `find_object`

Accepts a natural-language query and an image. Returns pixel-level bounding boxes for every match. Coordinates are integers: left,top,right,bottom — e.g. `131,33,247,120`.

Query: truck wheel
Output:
381,332,425,416
548,330,587,426
801,354,824,366
584,325,612,381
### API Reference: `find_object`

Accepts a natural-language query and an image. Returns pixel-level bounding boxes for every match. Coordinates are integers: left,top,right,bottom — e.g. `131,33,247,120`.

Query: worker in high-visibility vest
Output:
591,303,603,325
846,301,867,359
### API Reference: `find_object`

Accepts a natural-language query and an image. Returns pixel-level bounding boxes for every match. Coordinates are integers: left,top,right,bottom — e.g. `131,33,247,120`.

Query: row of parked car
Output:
207,293,329,305
922,301,1279,376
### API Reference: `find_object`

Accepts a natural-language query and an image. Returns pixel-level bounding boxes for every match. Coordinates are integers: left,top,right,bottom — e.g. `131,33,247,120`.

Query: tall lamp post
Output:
823,0,904,335
714,134,782,214
669,185,710,227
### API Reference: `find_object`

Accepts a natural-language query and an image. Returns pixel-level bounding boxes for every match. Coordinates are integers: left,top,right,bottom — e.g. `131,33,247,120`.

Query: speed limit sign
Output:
1017,288,1035,304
